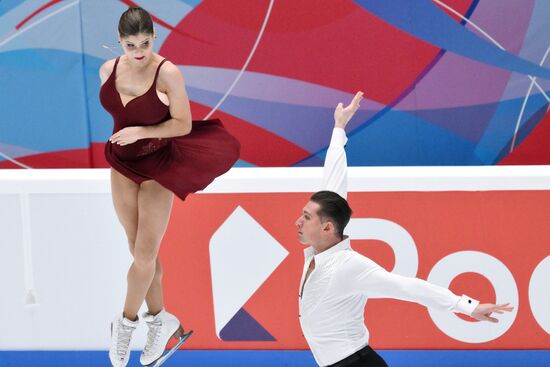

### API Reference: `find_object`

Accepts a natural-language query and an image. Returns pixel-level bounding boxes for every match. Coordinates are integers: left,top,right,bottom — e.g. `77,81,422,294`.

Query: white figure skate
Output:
109,313,139,367
140,309,193,366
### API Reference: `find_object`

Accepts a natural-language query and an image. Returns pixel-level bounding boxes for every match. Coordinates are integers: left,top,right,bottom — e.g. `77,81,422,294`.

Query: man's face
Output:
295,201,325,245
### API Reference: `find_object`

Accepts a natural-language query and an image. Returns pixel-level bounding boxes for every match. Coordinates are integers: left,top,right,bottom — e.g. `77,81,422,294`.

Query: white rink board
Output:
1,166,550,350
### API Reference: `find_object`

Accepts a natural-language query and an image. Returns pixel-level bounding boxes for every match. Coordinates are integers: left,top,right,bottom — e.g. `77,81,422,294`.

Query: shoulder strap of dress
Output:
113,56,120,72
104,57,120,86
154,59,168,81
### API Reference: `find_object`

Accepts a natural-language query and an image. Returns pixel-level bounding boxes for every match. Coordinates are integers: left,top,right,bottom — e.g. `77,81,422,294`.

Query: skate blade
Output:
150,330,193,367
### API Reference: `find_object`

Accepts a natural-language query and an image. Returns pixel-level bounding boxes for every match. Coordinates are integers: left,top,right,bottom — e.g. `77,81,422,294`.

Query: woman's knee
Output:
127,237,137,256
133,243,159,269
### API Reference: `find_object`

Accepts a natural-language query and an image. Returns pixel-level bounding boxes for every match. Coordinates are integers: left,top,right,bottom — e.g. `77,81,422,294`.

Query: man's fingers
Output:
353,91,364,101
485,316,499,323
476,311,498,323
494,303,514,312
473,303,514,323
351,92,363,107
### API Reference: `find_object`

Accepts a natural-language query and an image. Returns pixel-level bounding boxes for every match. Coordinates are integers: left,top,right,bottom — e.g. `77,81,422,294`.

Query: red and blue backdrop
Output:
1,0,550,169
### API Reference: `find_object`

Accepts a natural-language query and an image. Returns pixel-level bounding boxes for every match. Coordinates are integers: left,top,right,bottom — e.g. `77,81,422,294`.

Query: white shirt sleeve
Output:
337,255,479,315
322,128,348,199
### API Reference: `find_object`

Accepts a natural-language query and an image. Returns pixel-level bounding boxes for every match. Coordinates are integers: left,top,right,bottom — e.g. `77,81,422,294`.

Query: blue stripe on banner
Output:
0,350,549,367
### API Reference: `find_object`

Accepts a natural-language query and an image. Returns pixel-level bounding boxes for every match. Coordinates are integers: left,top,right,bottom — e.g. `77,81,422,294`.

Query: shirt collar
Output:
303,236,351,264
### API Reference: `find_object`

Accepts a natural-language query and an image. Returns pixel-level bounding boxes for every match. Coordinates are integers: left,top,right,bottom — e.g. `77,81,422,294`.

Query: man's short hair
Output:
310,191,352,238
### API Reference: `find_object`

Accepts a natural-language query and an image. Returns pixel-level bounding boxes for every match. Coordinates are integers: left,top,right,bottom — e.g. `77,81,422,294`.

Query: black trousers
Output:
327,345,388,367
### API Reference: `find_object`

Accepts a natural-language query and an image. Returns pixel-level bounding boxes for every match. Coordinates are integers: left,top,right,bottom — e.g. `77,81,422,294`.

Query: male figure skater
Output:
295,92,513,367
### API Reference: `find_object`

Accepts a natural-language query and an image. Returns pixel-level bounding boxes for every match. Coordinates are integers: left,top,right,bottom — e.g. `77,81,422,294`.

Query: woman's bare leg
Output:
144,258,164,316
110,169,139,249
111,169,166,318
123,179,173,321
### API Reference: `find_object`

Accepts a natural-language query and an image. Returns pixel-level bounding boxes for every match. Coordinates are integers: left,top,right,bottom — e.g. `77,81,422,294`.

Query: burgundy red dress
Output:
99,57,240,200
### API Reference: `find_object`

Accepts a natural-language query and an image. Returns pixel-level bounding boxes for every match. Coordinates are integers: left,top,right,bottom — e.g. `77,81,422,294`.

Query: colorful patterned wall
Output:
1,0,550,169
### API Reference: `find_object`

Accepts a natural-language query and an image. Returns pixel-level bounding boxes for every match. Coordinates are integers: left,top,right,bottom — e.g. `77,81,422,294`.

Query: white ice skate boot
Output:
109,313,139,367
140,309,193,366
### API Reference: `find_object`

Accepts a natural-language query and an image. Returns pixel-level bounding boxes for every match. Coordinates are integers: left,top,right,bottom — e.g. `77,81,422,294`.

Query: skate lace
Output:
116,321,135,358
143,319,163,356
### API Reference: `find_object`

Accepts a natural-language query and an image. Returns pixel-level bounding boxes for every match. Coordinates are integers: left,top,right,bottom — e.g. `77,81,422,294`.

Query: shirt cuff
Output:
330,128,348,148
454,294,479,315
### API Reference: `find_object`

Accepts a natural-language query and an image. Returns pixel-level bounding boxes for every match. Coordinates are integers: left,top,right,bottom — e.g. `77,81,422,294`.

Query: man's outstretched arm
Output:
337,254,514,322
322,91,364,198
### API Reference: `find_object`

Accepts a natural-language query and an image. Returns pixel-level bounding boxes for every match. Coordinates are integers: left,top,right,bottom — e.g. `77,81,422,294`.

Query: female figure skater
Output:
99,7,240,367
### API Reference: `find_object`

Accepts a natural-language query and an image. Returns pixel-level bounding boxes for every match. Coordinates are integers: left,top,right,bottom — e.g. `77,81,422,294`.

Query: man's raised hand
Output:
334,91,364,129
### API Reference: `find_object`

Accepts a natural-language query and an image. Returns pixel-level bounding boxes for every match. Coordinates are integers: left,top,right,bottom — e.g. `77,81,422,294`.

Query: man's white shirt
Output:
298,128,479,366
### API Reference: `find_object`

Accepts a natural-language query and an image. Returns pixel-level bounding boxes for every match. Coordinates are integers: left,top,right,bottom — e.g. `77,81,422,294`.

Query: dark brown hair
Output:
310,191,352,239
118,7,153,38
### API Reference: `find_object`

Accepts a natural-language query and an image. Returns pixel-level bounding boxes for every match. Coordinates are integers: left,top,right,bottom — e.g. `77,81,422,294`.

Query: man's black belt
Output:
327,345,375,367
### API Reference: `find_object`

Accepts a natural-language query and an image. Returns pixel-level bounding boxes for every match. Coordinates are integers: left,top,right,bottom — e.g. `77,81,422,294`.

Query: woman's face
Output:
119,32,154,65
